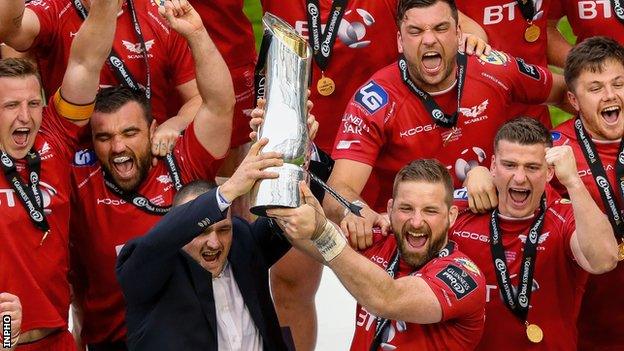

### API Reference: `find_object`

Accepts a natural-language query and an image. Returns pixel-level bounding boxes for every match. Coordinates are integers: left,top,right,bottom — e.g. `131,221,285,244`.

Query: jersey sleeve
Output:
331,79,391,165
548,0,564,19
39,96,86,162
497,51,554,106
173,121,218,182
167,30,196,87
420,256,486,321
553,201,578,262
26,0,59,53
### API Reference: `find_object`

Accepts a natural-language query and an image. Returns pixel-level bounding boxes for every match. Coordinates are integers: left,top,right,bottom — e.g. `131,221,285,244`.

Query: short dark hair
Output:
0,58,42,87
173,180,218,207
94,86,152,124
396,0,459,27
393,159,454,206
494,117,552,152
565,36,624,92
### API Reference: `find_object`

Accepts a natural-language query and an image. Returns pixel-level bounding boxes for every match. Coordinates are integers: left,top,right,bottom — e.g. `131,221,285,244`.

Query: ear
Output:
387,198,394,215
490,154,497,178
397,29,406,54
546,163,555,183
149,119,157,135
448,205,459,227
567,91,580,112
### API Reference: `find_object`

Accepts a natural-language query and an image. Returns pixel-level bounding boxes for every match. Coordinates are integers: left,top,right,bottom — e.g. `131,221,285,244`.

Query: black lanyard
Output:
397,53,468,128
102,153,183,215
611,0,624,25
72,0,152,100
1,150,50,235
489,197,546,322
573,117,624,238
369,241,455,351
305,0,347,72
515,0,536,22
254,31,272,102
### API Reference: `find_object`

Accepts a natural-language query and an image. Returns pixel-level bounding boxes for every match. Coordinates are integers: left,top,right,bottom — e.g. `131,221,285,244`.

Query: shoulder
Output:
470,50,548,82
551,118,577,146
546,198,575,224
420,249,485,300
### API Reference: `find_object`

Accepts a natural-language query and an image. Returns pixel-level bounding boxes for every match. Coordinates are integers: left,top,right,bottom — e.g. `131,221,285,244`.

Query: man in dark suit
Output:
115,136,296,350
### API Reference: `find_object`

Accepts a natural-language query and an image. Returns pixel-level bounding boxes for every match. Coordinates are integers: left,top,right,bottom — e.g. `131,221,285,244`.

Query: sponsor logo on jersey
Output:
122,39,155,59
453,188,469,200
335,140,361,150
74,149,97,166
436,264,478,299
26,0,50,9
341,114,371,135
515,58,541,80
454,257,481,276
156,174,172,185
483,0,544,25
551,131,562,142
452,229,490,243
97,198,127,206
577,0,615,19
518,232,550,247
459,99,489,119
478,50,508,66
355,81,388,114
558,198,572,204
295,7,377,49
399,123,438,138
0,181,57,214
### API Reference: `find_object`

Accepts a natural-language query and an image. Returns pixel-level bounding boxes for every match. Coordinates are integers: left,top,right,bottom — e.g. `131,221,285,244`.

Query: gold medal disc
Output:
526,323,544,343
317,76,336,96
524,24,541,43
618,242,624,261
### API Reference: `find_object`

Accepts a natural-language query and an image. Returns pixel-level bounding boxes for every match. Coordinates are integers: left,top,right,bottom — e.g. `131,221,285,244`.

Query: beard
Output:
397,220,449,268
103,147,151,192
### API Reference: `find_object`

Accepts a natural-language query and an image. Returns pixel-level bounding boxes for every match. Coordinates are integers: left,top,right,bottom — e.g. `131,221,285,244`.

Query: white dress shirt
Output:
213,262,263,351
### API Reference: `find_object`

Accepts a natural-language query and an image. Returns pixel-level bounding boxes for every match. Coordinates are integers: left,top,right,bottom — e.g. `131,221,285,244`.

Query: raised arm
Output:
546,19,572,69
0,1,40,51
57,0,120,126
546,146,618,274
158,0,234,159
271,182,444,323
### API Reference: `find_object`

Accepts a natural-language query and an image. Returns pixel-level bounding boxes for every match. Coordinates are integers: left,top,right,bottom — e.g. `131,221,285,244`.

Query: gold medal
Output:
618,242,624,261
317,75,336,96
524,24,541,43
526,323,543,343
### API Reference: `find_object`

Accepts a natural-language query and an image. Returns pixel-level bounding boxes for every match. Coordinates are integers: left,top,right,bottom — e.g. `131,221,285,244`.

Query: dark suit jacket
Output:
116,189,291,351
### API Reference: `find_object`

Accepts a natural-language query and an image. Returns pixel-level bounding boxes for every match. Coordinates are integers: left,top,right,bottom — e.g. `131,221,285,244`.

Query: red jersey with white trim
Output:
69,124,218,344
549,0,624,44
0,103,82,333
261,0,399,153
350,234,486,351
27,0,196,124
456,0,552,127
190,0,255,147
450,198,588,350
332,51,553,212
551,118,624,350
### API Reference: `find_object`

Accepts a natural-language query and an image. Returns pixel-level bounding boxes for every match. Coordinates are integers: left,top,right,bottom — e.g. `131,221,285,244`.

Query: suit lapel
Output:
182,252,218,338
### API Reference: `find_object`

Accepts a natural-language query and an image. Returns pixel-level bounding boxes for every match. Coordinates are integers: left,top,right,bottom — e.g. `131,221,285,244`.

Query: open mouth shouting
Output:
421,51,443,76
508,187,531,208
201,249,222,264
11,127,31,148
600,105,621,125
110,154,135,180
406,230,429,250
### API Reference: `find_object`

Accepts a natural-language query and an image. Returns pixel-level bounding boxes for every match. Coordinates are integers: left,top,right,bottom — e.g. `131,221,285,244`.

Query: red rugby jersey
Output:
261,0,399,153
550,0,624,44
551,119,624,350
456,0,553,127
350,234,486,351
332,51,553,212
69,124,218,343
27,0,196,124
450,198,587,350
0,103,82,333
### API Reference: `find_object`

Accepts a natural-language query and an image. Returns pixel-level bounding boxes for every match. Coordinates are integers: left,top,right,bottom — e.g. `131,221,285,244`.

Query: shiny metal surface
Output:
250,12,312,217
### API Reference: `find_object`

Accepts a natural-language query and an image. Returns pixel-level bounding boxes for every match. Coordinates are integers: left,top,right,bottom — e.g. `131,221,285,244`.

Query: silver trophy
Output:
250,12,312,217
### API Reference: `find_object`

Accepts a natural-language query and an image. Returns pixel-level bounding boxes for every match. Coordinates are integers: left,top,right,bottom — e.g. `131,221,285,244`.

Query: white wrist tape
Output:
313,221,347,262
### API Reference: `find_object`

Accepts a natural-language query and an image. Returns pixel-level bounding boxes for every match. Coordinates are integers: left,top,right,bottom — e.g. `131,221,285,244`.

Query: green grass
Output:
242,3,579,128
